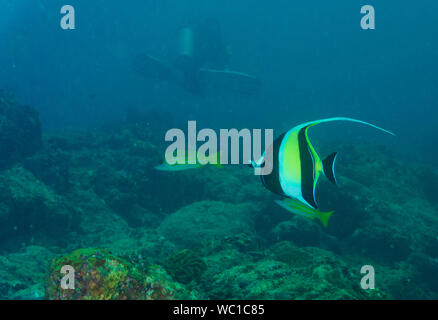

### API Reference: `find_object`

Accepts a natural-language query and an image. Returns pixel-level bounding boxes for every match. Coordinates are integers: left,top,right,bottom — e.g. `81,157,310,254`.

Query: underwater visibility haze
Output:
0,0,437,300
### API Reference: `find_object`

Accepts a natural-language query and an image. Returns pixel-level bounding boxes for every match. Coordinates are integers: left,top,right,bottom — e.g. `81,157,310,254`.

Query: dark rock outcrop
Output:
0,91,42,170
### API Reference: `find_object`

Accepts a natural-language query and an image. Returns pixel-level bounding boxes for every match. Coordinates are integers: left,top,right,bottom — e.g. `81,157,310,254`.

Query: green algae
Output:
45,248,199,300
163,249,207,284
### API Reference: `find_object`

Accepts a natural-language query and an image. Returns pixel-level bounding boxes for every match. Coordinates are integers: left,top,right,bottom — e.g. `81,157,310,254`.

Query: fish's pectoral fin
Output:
317,210,334,228
323,152,338,185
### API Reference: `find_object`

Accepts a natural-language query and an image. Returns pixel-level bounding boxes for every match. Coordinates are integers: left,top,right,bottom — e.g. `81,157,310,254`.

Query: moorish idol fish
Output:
154,151,222,172
253,117,395,227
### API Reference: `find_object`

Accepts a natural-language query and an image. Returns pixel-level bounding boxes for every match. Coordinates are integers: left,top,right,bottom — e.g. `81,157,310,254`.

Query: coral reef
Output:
0,102,437,300
45,248,198,300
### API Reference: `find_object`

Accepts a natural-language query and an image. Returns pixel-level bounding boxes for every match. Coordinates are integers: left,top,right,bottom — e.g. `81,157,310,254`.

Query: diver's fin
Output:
199,68,261,95
323,152,338,185
132,53,172,81
317,210,334,228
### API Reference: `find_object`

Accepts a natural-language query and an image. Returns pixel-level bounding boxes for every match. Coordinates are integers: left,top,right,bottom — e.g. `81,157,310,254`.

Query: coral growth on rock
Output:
163,249,207,284
158,201,258,249
0,166,79,247
45,248,198,300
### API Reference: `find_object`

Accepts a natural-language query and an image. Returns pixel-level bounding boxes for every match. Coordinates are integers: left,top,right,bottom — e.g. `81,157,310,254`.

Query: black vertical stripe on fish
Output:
260,132,286,197
298,126,318,208
323,152,338,185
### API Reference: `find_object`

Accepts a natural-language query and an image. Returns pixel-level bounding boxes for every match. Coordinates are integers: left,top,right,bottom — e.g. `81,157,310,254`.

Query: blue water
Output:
1,1,436,141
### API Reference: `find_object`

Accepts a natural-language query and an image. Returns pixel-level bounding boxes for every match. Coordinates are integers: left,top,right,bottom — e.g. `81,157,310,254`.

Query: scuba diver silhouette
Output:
133,19,261,96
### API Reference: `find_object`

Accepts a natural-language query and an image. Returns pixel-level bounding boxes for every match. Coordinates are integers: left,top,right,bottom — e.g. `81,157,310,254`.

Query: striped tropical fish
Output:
254,117,395,227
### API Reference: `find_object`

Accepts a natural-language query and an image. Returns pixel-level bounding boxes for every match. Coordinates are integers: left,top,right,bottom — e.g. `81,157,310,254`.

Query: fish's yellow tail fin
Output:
317,210,334,228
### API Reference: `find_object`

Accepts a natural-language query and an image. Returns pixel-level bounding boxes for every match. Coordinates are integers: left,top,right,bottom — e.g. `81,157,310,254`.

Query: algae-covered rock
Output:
335,145,438,259
0,90,42,170
158,201,257,249
222,233,261,252
0,246,54,299
204,245,388,300
163,249,207,284
349,226,411,261
268,241,314,269
0,166,79,244
271,216,322,246
408,252,438,292
45,248,199,300
145,165,269,214
22,145,72,194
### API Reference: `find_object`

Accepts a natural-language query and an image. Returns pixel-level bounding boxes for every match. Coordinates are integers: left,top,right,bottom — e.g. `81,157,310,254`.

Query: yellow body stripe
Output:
279,131,303,201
